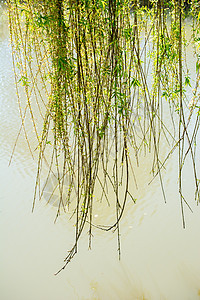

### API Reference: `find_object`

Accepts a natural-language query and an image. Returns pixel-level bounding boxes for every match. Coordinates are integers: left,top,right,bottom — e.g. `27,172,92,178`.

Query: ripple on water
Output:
1,7,200,300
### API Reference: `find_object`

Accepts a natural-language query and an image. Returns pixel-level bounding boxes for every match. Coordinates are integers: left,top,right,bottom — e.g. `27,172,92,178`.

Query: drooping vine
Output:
7,0,200,272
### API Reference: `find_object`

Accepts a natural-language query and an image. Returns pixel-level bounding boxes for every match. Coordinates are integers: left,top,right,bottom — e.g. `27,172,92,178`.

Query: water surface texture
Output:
1,5,200,300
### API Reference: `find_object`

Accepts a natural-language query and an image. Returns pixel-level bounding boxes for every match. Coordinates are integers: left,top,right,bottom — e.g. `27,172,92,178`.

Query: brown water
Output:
1,5,200,300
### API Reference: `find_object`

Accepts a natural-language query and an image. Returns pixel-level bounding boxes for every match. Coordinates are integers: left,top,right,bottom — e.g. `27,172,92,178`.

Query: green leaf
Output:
196,61,200,72
131,78,141,87
18,76,30,87
184,76,191,87
162,91,169,97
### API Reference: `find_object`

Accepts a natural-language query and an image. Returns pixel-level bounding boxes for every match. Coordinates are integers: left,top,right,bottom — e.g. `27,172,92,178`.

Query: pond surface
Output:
1,4,200,300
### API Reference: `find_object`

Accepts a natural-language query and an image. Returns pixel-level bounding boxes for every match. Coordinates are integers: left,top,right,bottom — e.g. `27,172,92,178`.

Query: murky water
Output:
1,5,200,300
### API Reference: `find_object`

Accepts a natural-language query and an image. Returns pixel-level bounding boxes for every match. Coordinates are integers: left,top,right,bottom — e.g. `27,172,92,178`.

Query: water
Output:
1,5,200,300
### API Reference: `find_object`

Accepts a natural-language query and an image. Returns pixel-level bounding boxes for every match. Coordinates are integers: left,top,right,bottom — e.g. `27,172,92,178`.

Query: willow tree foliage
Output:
8,0,200,272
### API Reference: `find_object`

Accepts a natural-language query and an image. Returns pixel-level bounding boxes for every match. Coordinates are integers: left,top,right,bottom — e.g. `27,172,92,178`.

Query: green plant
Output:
8,0,200,272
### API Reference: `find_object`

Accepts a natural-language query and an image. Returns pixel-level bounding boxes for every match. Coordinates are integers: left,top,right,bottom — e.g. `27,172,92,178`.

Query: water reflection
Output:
1,5,200,300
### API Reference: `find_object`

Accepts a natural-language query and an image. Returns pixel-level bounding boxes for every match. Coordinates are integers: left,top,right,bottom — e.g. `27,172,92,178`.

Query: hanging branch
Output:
7,0,200,272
